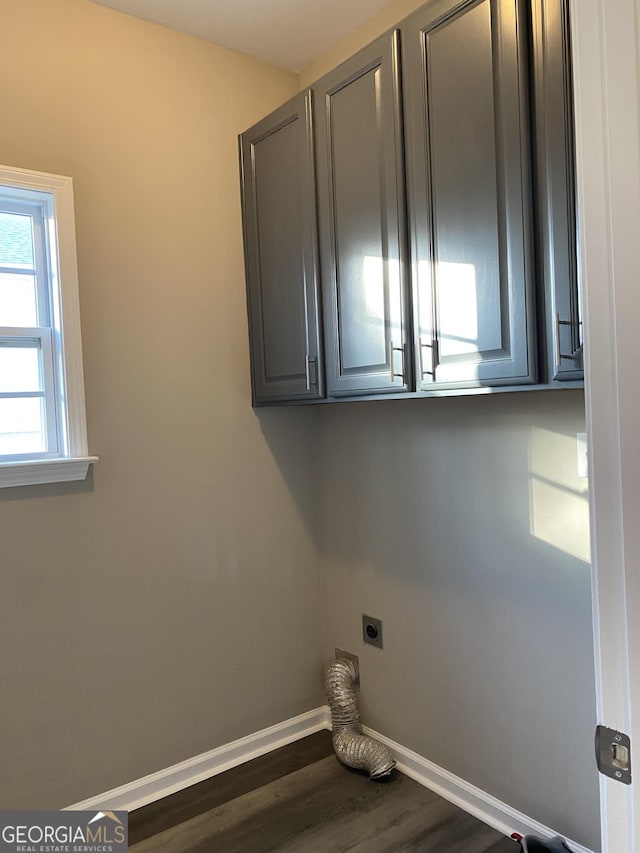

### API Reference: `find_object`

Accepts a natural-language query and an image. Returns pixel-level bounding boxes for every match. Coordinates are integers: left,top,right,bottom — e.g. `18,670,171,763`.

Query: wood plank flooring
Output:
129,731,517,852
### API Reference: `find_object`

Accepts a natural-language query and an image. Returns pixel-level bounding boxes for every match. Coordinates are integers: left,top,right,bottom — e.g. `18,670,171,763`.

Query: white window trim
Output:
0,164,97,487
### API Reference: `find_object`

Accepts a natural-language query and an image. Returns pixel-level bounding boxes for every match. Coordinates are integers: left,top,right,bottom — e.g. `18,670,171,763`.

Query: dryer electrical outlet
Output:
362,614,383,649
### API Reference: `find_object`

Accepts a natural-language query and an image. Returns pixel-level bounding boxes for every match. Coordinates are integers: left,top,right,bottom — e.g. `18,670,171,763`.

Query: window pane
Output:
0,345,42,393
0,211,34,268
0,272,38,326
0,396,46,455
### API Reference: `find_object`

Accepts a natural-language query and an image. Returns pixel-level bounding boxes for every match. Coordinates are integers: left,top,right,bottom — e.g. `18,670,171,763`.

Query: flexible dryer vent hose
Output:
325,658,396,780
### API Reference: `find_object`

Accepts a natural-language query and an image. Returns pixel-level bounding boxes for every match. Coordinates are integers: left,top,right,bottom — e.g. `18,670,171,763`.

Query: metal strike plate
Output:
596,725,632,784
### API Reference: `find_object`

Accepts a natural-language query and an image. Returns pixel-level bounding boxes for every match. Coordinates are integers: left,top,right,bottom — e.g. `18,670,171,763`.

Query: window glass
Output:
0,210,35,268
0,272,38,326
0,397,46,456
0,345,42,393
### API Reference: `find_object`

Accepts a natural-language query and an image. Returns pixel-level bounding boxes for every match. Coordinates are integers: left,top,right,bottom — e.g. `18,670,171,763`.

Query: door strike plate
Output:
595,725,632,784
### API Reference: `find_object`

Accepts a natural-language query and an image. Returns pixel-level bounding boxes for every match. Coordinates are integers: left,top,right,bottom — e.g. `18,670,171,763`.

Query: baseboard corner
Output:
362,725,595,853
66,705,330,813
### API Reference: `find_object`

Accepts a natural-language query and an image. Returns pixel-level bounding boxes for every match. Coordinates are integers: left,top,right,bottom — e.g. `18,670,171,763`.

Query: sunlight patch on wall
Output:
528,426,590,563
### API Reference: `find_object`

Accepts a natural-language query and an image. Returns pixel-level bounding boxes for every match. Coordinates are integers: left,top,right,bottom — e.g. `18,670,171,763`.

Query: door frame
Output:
570,0,640,849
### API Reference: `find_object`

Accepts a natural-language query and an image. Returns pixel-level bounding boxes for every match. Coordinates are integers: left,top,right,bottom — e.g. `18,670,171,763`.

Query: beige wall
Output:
300,0,425,86
0,0,323,808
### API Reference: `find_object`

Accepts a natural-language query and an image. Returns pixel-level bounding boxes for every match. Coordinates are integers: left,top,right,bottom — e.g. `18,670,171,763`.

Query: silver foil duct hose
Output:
325,658,396,780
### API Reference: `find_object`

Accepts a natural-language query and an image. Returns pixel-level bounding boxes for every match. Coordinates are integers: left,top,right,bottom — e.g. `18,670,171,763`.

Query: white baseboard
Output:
64,704,594,853
65,706,329,813
362,724,595,853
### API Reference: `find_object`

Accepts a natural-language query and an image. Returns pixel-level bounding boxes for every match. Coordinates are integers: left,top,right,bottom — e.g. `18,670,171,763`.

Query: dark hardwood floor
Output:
129,731,517,852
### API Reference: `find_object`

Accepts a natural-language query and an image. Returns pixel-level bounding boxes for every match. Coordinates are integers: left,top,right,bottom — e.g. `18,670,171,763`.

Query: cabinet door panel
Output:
331,73,388,373
430,0,502,363
254,124,306,378
315,30,410,396
531,0,583,383
404,0,536,389
240,91,323,403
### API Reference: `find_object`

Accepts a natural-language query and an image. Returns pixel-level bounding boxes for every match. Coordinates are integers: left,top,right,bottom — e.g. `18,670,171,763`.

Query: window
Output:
0,165,96,487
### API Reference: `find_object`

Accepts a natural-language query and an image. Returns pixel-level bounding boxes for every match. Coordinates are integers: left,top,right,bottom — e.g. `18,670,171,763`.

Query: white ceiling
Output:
90,0,394,72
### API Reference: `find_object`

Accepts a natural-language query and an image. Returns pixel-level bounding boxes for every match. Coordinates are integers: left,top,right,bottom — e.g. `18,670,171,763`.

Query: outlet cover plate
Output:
362,614,383,649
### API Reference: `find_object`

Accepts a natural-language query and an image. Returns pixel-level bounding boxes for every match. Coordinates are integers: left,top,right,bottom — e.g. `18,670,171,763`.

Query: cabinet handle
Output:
389,340,405,383
418,336,436,379
554,313,583,372
305,354,317,391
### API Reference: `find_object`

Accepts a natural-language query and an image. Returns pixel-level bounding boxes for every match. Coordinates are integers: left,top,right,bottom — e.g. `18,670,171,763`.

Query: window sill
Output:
0,456,98,488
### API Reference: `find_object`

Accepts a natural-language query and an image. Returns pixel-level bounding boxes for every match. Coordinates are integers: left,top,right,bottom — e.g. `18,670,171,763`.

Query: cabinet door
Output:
240,91,323,404
531,0,583,383
314,30,411,397
404,0,537,390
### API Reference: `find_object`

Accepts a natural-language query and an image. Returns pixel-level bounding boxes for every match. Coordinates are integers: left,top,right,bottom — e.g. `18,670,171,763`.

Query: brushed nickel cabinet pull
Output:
305,354,318,391
389,341,405,383
418,336,436,379
554,313,583,372
553,312,561,372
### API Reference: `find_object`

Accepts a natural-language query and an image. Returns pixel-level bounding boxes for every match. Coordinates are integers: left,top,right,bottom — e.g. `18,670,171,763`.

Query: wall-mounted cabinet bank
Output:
239,0,582,406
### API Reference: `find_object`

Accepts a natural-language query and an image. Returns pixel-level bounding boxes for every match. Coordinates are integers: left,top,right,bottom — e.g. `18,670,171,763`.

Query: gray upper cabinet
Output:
239,0,581,406
239,90,324,404
314,30,411,396
531,0,583,383
403,0,537,390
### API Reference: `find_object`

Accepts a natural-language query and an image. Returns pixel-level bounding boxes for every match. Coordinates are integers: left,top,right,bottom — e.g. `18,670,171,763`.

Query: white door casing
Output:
570,0,640,850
